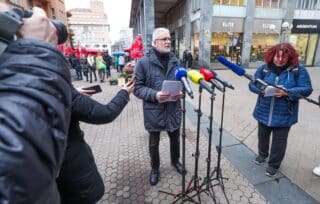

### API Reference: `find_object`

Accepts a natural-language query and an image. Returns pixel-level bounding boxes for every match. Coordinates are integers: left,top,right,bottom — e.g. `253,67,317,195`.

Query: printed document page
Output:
264,85,283,97
161,80,182,102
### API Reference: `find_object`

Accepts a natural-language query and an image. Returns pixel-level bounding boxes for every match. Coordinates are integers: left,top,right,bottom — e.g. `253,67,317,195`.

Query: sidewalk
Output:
186,67,320,203
72,67,319,203
73,78,265,203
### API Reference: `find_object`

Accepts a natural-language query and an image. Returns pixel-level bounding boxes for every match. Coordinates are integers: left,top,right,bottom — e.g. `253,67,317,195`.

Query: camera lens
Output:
50,19,68,44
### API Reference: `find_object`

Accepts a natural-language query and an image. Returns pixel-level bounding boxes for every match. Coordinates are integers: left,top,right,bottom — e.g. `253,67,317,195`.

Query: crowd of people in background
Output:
66,50,129,83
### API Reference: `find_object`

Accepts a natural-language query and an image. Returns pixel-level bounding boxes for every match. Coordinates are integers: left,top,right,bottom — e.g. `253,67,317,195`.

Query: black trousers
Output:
258,122,291,169
89,67,97,83
149,129,180,169
57,140,104,204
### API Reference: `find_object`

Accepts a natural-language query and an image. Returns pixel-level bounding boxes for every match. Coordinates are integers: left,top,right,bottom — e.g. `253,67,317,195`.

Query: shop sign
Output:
294,10,320,20
292,19,320,33
253,19,281,33
211,17,243,32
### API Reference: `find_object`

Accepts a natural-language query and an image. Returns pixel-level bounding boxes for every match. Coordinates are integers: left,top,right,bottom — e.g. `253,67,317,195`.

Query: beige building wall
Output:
68,0,111,51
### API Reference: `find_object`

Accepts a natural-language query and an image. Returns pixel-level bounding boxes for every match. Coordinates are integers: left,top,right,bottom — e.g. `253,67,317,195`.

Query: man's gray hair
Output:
152,27,170,46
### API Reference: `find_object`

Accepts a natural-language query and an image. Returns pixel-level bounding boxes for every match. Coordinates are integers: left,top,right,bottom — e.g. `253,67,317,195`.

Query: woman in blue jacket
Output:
249,43,313,177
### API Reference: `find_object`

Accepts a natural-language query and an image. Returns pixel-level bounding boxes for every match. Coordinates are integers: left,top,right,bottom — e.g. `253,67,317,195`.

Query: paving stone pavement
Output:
72,75,267,204
185,68,320,203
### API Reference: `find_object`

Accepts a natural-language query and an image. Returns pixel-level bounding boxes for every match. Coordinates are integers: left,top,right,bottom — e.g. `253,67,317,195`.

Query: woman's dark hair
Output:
264,43,299,67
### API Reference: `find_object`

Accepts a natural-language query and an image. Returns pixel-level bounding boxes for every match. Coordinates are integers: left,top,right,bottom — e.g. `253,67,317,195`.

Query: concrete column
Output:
314,40,320,66
139,4,145,44
199,0,212,65
281,0,295,42
184,0,191,51
174,27,179,57
143,0,155,51
241,0,255,67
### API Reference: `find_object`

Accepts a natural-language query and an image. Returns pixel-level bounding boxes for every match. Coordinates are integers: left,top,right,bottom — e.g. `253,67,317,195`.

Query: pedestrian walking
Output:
118,54,125,73
87,53,97,83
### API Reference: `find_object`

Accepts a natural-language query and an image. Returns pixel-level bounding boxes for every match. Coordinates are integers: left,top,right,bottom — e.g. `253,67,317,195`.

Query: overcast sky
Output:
65,0,132,42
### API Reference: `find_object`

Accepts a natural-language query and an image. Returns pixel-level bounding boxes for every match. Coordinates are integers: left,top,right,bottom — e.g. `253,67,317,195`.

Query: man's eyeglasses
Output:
156,37,172,42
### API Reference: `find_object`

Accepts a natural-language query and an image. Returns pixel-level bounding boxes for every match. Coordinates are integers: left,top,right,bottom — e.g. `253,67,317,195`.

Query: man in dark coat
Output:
134,27,184,186
186,50,193,68
103,50,112,78
69,54,82,80
57,81,135,204
0,5,71,203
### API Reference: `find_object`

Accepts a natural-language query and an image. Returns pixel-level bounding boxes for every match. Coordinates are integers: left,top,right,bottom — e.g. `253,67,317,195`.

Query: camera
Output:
0,8,68,54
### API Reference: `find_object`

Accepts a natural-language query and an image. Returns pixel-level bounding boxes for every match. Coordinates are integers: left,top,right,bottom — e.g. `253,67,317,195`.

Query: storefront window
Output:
191,34,200,61
213,0,245,6
289,34,318,66
250,33,279,62
211,32,242,64
296,0,320,9
256,0,283,8
306,35,318,66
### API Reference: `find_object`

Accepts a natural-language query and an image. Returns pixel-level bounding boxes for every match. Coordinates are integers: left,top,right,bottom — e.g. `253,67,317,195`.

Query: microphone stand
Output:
195,84,217,203
159,89,195,203
180,86,204,204
263,81,320,107
209,85,229,204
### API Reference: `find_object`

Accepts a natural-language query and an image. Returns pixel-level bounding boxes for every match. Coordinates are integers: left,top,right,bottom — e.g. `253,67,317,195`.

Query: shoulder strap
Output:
262,64,270,79
291,67,299,80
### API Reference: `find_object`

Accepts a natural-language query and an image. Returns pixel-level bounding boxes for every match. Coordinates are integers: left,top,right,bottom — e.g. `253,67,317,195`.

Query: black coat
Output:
57,87,130,203
0,39,72,203
133,48,181,131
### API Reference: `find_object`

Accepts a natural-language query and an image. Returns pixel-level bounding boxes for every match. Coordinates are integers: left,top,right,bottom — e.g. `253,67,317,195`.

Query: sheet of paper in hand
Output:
161,80,182,102
264,85,284,97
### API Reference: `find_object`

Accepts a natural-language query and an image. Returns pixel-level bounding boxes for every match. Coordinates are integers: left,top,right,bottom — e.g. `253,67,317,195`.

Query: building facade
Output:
2,0,68,25
130,0,320,67
67,0,111,51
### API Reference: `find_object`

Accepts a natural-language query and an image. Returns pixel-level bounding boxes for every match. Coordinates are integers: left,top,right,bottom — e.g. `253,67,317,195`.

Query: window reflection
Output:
256,0,283,8
213,0,245,6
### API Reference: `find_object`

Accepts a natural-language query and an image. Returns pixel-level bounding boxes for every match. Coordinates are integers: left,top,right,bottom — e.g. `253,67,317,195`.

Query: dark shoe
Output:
265,166,277,177
254,155,266,165
172,162,186,175
149,169,159,185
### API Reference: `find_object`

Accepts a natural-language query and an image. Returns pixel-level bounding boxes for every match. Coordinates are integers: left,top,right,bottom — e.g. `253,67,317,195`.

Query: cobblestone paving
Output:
73,78,267,204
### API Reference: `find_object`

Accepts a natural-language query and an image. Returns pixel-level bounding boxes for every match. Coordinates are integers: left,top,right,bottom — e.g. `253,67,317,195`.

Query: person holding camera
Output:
56,80,135,204
249,43,313,177
0,4,71,204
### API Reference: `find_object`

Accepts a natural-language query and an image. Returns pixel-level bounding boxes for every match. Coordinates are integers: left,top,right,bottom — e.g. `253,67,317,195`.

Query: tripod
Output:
194,85,218,203
162,86,204,203
177,86,205,204
209,85,229,203
159,89,195,203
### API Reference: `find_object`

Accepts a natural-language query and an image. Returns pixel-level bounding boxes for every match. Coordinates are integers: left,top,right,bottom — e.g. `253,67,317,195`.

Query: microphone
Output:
217,56,268,90
197,59,234,90
199,68,224,92
217,56,254,81
209,69,234,90
175,66,194,99
187,70,213,94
